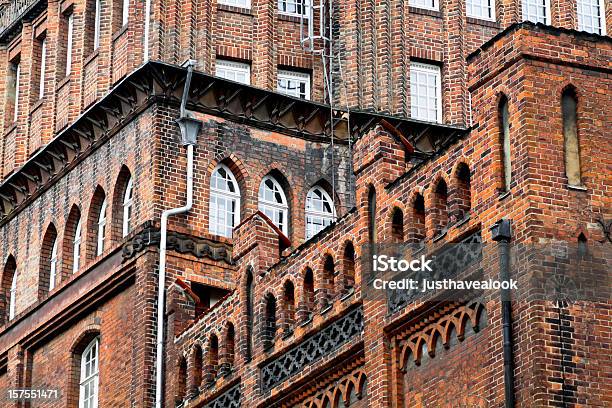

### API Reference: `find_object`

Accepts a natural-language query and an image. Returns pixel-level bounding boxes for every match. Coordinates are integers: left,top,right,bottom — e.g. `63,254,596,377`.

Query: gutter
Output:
154,60,202,408
491,219,515,408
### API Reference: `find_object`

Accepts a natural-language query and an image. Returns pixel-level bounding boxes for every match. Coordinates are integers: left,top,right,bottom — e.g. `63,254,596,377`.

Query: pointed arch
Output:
305,181,337,239
1,255,17,323
225,322,235,371
244,267,254,361
452,162,471,222
320,254,335,309
262,293,277,350
367,185,377,245
63,205,82,276
190,344,203,392
301,267,315,323
112,165,134,241
176,356,188,403
87,186,107,259
39,223,59,297
206,334,219,385
209,162,242,238
390,206,405,243
431,177,449,235
259,169,292,236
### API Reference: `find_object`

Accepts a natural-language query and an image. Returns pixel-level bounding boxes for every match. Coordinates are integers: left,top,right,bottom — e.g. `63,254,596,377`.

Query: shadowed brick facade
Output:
0,0,610,406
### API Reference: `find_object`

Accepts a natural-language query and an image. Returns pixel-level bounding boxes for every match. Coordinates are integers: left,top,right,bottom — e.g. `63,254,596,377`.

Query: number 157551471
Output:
7,388,61,401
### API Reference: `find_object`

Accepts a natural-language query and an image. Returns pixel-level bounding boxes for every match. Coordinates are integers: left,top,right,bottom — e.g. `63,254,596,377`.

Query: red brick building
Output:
0,0,610,405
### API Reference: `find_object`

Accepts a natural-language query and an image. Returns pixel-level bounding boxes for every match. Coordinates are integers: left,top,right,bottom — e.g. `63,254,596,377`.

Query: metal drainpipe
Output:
155,60,202,408
491,219,515,408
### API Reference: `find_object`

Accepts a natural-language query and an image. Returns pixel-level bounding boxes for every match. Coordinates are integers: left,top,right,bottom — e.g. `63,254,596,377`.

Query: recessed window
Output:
122,177,133,237
410,0,439,11
97,198,107,256
305,186,335,239
215,60,251,85
277,70,311,100
466,0,496,21
522,0,550,24
218,0,251,8
209,164,241,238
64,13,74,76
9,270,17,320
94,0,102,50
8,59,20,123
79,337,100,408
73,218,82,273
577,0,606,35
122,0,129,26
38,36,47,99
258,175,289,235
410,62,442,123
49,237,58,291
278,0,309,17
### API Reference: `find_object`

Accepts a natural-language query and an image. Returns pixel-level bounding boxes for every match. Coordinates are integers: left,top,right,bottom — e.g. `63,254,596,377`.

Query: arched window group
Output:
180,324,237,400
208,162,336,241
4,167,138,317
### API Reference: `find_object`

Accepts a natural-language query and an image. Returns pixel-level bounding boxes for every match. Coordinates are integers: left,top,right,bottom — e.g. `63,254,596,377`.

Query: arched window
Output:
97,198,107,256
73,219,82,273
177,357,187,403
191,345,203,392
40,224,58,296
258,175,289,235
368,186,377,245
453,163,471,222
1,256,17,323
305,186,335,239
321,255,335,308
64,206,82,275
207,334,219,384
263,294,277,350
79,336,100,408
343,242,356,294
562,89,581,186
499,96,511,192
9,266,17,321
391,207,404,243
432,179,448,235
302,267,315,322
225,323,235,369
209,164,241,238
122,176,134,237
409,193,426,243
282,280,295,335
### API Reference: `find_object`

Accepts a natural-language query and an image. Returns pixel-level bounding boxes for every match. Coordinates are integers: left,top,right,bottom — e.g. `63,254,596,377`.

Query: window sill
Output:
278,13,307,23
567,184,587,192
84,49,100,67
57,75,71,90
112,24,129,41
30,98,44,114
4,121,17,136
498,190,511,201
217,4,253,16
466,16,500,28
408,6,442,18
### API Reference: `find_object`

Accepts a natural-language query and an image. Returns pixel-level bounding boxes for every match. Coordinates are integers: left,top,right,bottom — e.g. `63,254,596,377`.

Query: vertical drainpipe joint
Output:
176,117,202,146
490,219,512,242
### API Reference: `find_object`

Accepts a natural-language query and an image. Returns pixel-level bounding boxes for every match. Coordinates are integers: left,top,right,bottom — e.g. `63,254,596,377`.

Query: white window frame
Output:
13,62,20,122
522,0,550,24
97,199,107,256
73,218,82,273
277,70,311,100
410,62,442,123
258,175,289,235
49,237,58,291
215,60,251,85
66,13,74,76
466,0,496,21
122,177,133,238
9,271,17,320
122,0,129,26
278,0,310,18
209,164,241,238
218,0,251,8
79,337,100,408
39,37,47,99
409,0,439,11
94,0,101,50
305,186,336,240
577,0,607,35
